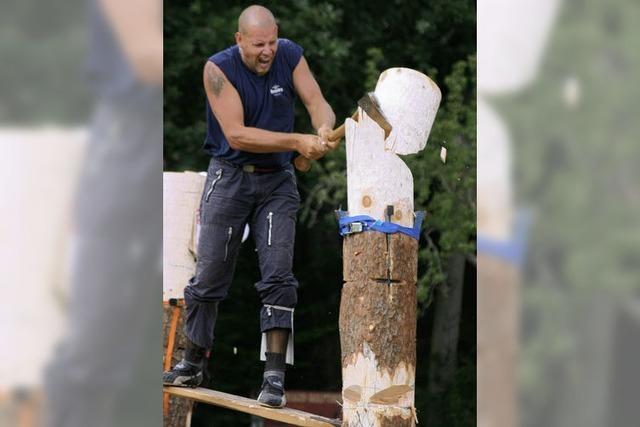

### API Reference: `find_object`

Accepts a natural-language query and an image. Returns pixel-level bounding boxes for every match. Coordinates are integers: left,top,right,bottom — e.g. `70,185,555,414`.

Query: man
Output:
162,5,335,409
44,0,162,426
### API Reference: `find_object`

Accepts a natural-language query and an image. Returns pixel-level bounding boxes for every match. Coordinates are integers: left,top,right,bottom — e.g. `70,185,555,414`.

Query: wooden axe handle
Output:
294,111,358,172
326,123,346,145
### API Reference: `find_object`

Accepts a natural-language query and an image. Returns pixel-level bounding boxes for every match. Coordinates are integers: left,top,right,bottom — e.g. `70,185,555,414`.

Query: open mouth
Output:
258,57,272,66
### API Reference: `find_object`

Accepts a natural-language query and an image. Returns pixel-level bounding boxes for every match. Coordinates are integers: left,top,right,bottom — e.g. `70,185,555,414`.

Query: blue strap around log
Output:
336,210,425,240
477,209,533,267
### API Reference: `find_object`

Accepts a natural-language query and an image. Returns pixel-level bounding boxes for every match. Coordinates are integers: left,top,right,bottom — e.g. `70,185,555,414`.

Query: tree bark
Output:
340,232,418,427
477,254,519,427
163,301,193,427
340,67,440,426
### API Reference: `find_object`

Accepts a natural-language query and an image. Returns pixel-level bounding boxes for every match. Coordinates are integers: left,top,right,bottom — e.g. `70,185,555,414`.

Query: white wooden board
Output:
163,172,205,300
0,127,86,388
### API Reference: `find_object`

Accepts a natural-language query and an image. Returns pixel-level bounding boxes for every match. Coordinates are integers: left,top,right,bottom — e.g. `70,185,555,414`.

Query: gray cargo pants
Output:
184,157,300,350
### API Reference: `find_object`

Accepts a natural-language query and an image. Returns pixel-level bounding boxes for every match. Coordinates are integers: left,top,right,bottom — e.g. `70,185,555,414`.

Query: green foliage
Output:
412,55,477,306
495,1,640,424
0,0,90,124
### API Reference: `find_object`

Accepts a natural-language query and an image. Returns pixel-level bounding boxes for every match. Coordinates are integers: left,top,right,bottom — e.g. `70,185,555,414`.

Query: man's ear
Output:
235,31,242,45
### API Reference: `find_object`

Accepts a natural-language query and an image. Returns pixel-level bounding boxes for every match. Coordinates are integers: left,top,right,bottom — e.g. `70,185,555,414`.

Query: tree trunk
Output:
340,232,418,427
163,301,193,427
340,67,441,427
477,254,519,427
426,252,466,426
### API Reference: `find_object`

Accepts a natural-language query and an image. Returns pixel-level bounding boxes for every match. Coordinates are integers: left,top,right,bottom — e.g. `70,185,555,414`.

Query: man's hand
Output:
317,125,331,141
296,134,328,160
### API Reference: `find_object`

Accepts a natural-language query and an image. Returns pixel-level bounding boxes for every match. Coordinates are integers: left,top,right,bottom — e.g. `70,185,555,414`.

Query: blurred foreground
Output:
478,0,640,426
1,1,162,426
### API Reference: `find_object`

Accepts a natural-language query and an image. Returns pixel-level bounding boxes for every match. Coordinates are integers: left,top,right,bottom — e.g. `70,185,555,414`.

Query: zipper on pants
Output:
267,212,273,246
205,169,223,202
224,226,233,262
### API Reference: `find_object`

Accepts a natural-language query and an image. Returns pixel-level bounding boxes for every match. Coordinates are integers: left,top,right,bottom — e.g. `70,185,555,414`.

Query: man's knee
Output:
184,278,227,303
258,283,298,307
276,284,298,307
259,287,296,332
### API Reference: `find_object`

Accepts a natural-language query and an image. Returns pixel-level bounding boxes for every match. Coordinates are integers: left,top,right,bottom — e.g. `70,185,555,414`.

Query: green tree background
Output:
164,1,476,425
0,0,89,124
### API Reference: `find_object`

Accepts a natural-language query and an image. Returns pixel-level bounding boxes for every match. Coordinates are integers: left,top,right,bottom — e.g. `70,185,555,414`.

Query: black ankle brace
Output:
264,352,286,373
185,339,207,365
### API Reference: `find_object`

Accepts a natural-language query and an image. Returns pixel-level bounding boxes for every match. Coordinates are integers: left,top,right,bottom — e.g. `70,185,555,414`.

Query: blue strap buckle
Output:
345,222,364,235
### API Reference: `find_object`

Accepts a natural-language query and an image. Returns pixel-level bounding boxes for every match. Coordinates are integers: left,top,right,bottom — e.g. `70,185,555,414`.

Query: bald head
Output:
238,5,277,35
235,5,279,75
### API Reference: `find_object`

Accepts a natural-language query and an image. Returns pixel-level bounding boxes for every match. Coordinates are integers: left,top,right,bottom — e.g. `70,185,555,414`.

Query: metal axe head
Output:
357,92,393,138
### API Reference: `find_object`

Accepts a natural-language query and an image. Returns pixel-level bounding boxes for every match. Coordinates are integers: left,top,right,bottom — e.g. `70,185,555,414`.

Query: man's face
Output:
236,25,278,76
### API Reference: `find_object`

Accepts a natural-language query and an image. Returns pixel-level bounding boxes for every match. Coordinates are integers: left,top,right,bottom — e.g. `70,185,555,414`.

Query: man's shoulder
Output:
277,39,303,70
278,38,302,53
209,45,239,67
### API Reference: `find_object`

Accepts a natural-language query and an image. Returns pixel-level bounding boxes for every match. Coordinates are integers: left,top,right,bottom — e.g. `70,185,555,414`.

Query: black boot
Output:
162,339,206,388
257,351,286,407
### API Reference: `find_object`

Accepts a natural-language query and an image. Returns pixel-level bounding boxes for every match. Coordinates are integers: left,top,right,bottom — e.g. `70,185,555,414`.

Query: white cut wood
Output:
345,111,414,227
342,343,416,426
440,146,447,163
374,67,441,155
163,172,205,300
345,68,441,227
477,98,514,240
478,0,560,93
342,68,440,426
0,127,86,388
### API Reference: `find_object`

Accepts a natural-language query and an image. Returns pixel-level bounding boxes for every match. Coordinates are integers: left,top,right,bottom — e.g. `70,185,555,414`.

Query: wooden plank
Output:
164,387,342,427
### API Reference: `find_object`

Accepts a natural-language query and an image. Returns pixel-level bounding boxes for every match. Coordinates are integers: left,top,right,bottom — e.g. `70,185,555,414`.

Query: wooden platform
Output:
164,386,342,427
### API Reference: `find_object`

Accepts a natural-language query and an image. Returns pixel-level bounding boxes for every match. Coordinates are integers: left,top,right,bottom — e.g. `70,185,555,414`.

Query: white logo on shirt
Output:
270,85,284,96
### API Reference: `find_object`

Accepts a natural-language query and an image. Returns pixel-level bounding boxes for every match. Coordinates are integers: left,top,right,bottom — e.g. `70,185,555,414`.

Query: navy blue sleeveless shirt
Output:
203,38,303,167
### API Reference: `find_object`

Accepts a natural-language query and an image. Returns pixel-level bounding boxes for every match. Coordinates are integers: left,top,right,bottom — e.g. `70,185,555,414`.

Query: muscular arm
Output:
293,57,336,136
204,61,312,154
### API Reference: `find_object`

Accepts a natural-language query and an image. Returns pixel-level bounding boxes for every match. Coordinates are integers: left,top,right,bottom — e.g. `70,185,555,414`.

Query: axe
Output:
294,92,392,172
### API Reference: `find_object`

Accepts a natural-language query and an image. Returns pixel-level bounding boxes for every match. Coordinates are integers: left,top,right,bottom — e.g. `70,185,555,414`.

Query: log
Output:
340,68,440,427
340,232,417,427
162,301,193,426
477,254,519,427
163,387,341,427
345,68,441,228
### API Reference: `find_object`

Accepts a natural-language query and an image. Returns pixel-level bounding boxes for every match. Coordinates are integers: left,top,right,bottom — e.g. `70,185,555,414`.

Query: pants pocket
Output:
205,168,223,202
267,212,273,246
223,226,233,262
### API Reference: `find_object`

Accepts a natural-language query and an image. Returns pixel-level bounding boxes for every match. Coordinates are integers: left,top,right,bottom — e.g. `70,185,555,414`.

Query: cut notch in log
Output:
164,387,342,427
343,232,418,283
